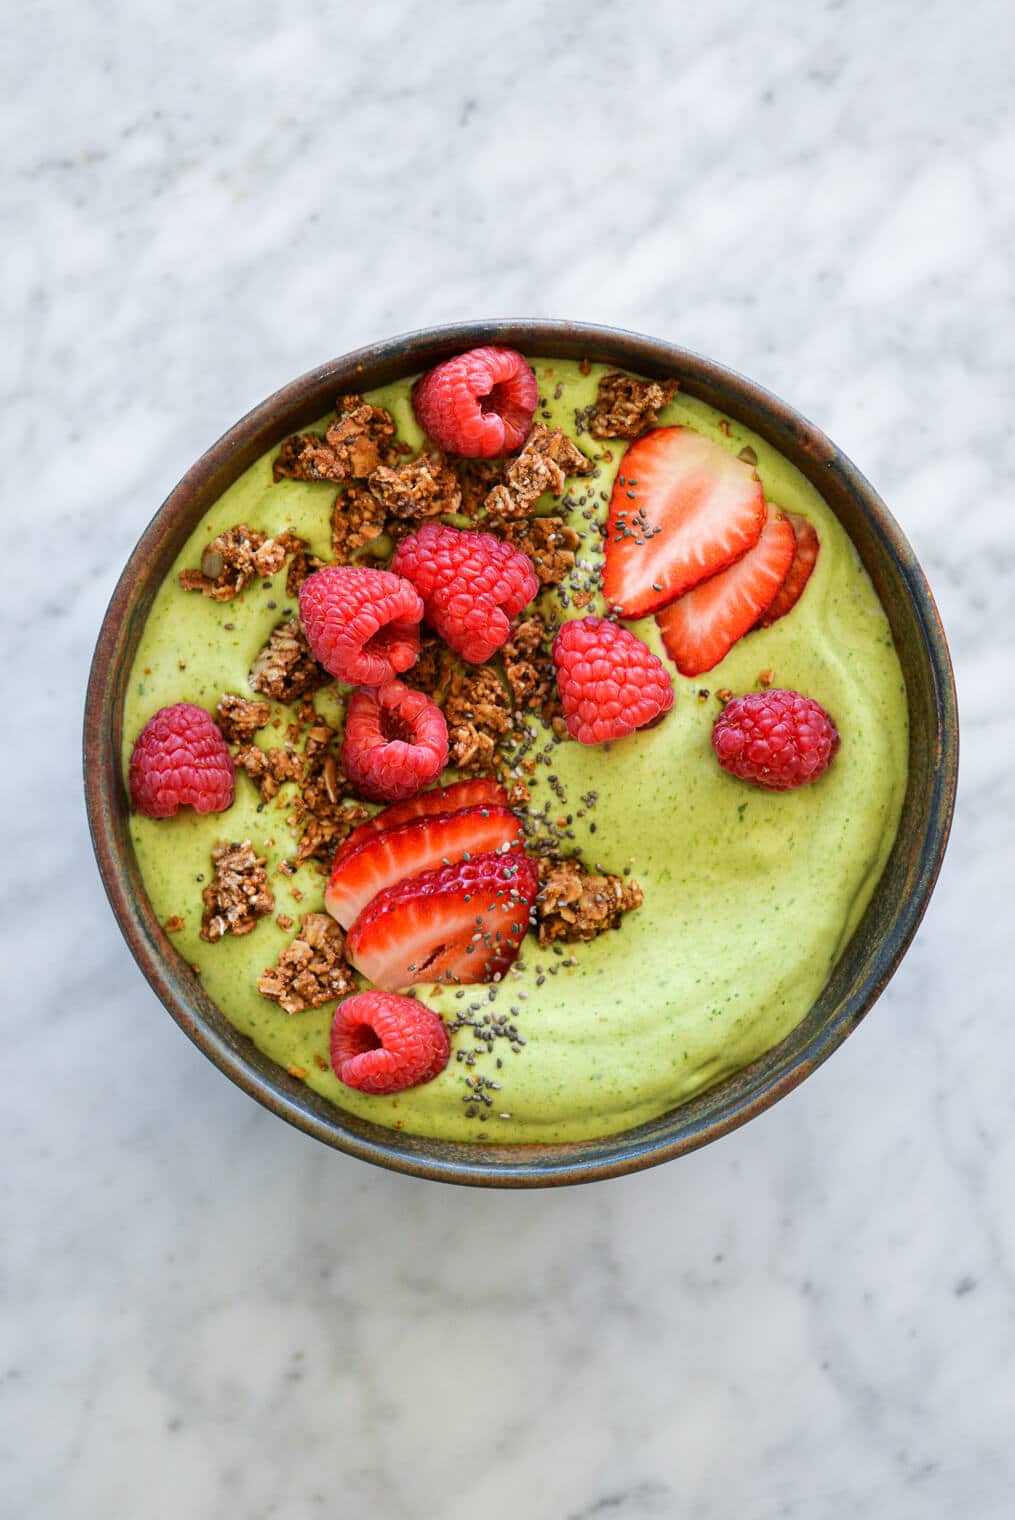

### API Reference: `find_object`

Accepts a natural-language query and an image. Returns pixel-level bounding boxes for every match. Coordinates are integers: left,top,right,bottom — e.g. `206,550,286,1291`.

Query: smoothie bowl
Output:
84,322,957,1186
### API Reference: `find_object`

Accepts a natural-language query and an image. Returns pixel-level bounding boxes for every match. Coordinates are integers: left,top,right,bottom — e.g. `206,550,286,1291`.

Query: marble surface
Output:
5,0,1014,1514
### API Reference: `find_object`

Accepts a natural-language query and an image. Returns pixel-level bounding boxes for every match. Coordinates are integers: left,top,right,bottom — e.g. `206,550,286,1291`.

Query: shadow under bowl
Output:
84,320,958,1187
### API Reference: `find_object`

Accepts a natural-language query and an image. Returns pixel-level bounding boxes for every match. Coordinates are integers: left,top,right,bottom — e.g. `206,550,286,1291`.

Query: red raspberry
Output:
299,565,423,685
551,616,674,745
340,680,449,802
330,991,450,1095
390,521,539,663
412,346,538,458
128,702,235,818
712,688,840,791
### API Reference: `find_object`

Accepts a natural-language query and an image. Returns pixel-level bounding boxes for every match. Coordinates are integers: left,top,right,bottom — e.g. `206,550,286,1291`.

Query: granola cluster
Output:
536,857,643,945
483,424,593,521
216,695,270,744
221,694,372,866
444,665,513,773
457,457,506,518
234,743,304,801
257,913,357,1014
200,841,275,942
501,616,558,721
330,483,389,562
580,371,678,440
273,396,398,484
495,516,579,588
179,525,287,601
249,619,329,702
367,450,461,520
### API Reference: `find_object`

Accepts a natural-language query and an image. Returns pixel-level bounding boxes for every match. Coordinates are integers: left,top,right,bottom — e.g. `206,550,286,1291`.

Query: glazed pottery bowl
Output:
84,321,958,1187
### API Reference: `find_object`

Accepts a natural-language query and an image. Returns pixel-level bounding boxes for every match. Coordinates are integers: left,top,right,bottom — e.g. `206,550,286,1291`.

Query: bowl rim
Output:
84,319,958,1187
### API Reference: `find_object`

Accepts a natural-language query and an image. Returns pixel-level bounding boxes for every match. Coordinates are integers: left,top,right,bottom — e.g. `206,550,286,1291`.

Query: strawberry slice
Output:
656,504,796,677
603,427,765,618
345,850,539,990
325,804,524,929
331,777,508,872
755,511,820,628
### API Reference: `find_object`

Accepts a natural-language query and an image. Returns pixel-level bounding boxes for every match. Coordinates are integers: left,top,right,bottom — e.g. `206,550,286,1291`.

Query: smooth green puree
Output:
124,361,908,1143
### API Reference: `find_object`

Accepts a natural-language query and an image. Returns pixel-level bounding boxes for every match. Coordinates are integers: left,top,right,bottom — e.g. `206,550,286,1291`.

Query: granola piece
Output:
331,483,389,563
483,424,594,521
507,779,531,808
294,790,372,866
401,631,458,703
200,841,275,942
271,531,326,596
178,525,288,601
367,450,461,521
501,616,556,713
444,665,513,774
323,397,398,476
303,720,338,774
257,912,357,1014
581,371,678,440
536,857,643,946
234,743,305,801
216,694,271,744
495,516,579,588
273,396,397,484
249,619,329,702
457,457,507,518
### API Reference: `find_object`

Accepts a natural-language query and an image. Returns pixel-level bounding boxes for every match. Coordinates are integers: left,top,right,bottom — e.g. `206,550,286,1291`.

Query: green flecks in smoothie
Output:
123,359,908,1144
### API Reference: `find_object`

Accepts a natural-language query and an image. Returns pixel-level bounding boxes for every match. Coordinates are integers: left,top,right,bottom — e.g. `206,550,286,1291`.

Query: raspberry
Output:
340,679,449,802
298,565,423,685
330,991,450,1095
128,702,235,818
390,521,539,663
412,346,538,458
712,688,840,791
551,616,674,745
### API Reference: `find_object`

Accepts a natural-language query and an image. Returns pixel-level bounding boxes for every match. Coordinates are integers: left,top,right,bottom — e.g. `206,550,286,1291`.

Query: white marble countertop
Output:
6,1,1014,1515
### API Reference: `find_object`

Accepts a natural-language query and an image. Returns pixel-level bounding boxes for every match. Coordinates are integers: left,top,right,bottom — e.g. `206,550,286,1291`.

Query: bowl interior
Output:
84,321,957,1186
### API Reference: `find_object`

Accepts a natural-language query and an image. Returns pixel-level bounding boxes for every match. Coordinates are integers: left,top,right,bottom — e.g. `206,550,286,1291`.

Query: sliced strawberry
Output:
603,427,765,618
755,511,820,628
345,850,539,990
656,504,796,677
332,777,509,871
325,804,524,929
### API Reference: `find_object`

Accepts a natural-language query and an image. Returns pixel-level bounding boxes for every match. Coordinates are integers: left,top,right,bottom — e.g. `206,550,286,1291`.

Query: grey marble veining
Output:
4,1,1014,1515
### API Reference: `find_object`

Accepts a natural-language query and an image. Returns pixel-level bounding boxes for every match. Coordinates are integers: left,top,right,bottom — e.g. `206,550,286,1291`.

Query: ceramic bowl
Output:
84,321,958,1187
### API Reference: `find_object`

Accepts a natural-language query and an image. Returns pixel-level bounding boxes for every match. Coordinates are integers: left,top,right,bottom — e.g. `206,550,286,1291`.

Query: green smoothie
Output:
123,361,908,1143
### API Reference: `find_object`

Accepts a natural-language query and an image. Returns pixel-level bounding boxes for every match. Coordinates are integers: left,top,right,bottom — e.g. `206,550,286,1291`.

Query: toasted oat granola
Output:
273,531,326,596
580,371,678,440
331,483,389,563
273,396,397,484
401,631,458,703
293,787,372,866
178,525,288,602
495,516,579,588
501,616,557,716
483,424,593,521
368,450,461,520
457,457,507,518
200,841,275,942
249,619,329,702
257,913,357,1014
536,857,643,945
216,694,271,744
234,744,305,801
444,665,513,773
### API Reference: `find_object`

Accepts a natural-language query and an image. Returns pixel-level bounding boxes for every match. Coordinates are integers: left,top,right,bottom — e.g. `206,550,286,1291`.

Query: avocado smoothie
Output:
123,360,908,1143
